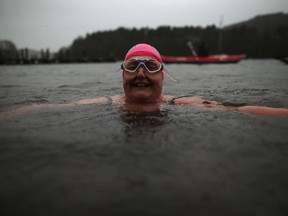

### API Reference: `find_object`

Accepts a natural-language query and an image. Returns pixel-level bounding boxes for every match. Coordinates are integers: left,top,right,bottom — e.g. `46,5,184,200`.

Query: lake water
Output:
0,60,288,216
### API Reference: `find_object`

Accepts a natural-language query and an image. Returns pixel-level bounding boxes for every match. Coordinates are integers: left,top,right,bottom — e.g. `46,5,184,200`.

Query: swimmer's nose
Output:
136,67,146,78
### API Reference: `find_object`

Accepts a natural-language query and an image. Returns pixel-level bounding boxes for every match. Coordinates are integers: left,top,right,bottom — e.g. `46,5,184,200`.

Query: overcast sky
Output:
0,0,287,52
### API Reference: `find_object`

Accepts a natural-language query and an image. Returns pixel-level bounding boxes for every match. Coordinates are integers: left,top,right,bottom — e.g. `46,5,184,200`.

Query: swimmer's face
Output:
122,57,163,103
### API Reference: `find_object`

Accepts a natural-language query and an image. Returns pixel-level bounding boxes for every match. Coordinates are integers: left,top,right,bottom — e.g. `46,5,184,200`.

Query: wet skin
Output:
122,62,163,104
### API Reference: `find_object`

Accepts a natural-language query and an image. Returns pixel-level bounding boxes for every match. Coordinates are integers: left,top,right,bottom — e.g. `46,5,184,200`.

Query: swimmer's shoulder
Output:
110,95,124,104
161,95,174,103
162,95,206,105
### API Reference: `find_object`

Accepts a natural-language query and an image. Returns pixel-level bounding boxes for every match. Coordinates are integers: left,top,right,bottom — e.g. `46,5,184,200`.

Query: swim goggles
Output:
121,59,163,73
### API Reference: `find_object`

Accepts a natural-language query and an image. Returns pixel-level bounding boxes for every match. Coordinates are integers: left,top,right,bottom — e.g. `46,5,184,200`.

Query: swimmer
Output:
1,43,288,121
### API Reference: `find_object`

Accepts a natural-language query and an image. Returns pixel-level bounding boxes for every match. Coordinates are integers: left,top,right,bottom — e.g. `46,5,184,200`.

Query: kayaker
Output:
197,41,209,57
1,43,288,120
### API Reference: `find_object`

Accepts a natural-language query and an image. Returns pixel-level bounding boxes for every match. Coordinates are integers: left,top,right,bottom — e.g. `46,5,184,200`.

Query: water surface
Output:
0,60,288,216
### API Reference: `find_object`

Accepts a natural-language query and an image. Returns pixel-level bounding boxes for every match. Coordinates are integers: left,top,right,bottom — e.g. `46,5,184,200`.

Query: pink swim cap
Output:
124,43,162,63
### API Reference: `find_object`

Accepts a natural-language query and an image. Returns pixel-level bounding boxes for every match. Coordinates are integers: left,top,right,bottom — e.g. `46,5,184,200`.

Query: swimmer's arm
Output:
70,95,124,105
169,96,288,116
69,97,111,105
236,106,288,116
203,101,288,116
0,96,116,121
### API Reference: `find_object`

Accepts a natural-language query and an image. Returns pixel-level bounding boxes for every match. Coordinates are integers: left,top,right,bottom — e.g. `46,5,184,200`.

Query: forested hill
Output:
57,12,288,62
225,12,288,32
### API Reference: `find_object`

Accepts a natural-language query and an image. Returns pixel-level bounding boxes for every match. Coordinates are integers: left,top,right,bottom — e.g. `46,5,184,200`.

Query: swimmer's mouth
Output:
133,82,151,87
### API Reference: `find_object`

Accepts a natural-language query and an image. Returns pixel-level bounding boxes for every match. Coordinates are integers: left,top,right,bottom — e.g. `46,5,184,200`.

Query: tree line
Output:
1,22,288,64
57,24,288,63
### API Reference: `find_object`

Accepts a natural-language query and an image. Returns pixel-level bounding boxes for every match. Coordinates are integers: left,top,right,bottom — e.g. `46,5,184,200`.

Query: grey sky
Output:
0,0,287,52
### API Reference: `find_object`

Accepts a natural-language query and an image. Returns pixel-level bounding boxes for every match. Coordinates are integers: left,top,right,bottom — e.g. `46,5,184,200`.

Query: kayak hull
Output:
161,54,246,64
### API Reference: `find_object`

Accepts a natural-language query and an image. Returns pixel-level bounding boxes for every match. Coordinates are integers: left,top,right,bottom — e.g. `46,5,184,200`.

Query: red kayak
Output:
161,54,246,64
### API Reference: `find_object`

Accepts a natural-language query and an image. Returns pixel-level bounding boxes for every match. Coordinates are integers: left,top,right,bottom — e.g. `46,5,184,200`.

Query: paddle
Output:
187,41,198,57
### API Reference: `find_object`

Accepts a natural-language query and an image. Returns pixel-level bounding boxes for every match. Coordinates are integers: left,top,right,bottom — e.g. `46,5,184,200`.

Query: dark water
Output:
0,60,288,216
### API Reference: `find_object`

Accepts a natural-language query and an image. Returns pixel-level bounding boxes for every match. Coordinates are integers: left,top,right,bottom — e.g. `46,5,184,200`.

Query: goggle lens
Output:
122,59,163,73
